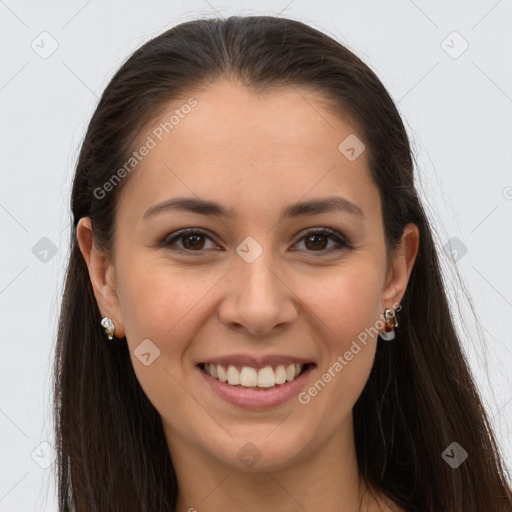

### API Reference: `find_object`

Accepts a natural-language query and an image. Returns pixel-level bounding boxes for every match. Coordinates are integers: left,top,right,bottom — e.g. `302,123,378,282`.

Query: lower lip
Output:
199,365,314,410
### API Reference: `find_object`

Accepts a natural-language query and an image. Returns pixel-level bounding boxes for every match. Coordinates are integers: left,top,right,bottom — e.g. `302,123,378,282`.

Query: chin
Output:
207,424,314,473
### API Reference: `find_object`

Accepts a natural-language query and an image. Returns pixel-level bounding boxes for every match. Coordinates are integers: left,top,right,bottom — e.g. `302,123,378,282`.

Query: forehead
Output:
148,79,358,158
116,79,378,223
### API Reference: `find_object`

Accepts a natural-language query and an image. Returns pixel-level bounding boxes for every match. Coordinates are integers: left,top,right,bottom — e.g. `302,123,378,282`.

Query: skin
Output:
77,79,419,511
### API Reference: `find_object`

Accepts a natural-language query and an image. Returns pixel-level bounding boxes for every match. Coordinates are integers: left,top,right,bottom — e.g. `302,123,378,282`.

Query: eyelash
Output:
161,227,352,255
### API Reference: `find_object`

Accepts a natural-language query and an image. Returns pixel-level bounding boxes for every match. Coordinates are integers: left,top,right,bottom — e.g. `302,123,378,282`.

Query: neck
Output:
165,415,383,512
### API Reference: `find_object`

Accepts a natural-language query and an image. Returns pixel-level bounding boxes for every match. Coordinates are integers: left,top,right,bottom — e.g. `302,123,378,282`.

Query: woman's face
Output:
82,79,415,472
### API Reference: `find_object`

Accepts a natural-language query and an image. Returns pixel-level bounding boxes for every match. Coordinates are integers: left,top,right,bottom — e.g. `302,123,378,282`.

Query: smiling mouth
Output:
198,362,312,390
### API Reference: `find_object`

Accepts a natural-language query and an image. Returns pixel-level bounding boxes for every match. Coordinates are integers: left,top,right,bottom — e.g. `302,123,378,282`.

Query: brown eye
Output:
294,228,351,254
162,228,217,252
181,233,206,250
161,227,351,255
304,233,329,251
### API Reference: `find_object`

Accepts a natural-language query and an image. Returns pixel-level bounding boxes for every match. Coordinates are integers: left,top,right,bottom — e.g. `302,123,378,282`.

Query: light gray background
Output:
1,1,511,510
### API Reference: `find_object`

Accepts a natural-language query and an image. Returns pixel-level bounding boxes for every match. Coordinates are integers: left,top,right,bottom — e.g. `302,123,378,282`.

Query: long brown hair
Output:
53,15,512,511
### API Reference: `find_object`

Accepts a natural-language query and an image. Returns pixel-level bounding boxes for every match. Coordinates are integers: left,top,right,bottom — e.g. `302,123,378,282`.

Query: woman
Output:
53,15,512,512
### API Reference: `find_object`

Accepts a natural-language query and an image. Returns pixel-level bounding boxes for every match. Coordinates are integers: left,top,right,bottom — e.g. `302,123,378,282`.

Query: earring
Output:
378,308,398,341
101,316,116,340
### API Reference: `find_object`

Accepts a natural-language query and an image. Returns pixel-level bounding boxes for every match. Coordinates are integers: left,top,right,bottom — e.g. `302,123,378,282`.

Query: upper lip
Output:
199,354,314,369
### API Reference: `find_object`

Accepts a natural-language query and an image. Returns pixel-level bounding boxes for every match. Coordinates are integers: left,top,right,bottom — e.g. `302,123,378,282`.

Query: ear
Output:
76,217,126,338
381,223,419,310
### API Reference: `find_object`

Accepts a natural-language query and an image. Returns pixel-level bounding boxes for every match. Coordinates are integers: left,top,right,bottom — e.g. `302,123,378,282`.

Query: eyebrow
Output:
143,195,365,220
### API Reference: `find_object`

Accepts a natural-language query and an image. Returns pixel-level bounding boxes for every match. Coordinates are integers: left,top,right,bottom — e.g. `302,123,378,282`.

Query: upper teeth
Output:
204,363,303,388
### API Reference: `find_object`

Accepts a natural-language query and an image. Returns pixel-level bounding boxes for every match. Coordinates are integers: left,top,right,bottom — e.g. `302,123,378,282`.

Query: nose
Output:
218,251,298,336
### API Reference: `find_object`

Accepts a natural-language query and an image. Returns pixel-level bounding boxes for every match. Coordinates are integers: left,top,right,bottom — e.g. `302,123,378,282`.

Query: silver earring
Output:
101,316,116,340
378,308,398,341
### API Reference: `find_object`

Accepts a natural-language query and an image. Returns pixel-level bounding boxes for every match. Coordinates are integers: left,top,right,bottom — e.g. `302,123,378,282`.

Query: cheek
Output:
115,259,215,413
295,263,382,414
117,257,211,345
301,260,384,345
